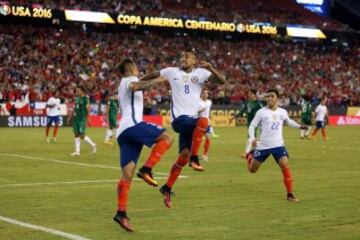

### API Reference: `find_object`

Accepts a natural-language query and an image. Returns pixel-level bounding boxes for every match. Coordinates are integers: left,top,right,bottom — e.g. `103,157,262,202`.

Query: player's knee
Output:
179,149,191,160
197,117,209,130
162,132,174,146
122,169,135,181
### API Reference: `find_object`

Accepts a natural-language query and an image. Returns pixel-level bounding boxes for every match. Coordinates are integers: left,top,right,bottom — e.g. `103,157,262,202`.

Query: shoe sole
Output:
137,172,158,187
113,217,133,232
287,198,300,202
190,163,205,172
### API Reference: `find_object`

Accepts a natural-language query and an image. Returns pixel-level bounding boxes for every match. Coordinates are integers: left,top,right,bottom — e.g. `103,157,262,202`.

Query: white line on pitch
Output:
0,153,186,177
0,215,91,240
0,176,187,188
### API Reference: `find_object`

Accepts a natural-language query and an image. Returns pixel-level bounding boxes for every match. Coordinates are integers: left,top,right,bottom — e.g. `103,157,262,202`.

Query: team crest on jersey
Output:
191,76,199,83
182,75,189,83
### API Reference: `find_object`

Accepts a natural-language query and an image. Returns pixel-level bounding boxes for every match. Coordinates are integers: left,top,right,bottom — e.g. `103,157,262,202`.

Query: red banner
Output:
328,116,360,126
88,115,163,127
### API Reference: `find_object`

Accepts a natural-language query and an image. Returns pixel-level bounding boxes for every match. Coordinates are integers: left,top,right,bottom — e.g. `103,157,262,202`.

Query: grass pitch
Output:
0,126,359,240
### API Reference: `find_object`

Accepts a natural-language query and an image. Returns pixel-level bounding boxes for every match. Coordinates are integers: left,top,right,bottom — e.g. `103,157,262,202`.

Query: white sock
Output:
245,138,252,153
305,126,312,136
300,130,305,138
104,129,112,141
75,137,81,153
84,136,95,147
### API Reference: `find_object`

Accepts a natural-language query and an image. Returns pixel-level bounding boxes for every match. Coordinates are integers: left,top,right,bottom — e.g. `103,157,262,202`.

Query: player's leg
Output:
305,125,312,137
71,122,81,156
320,123,327,141
45,116,53,142
137,123,174,186
113,138,142,232
113,161,135,232
80,120,96,153
311,121,321,138
300,127,305,139
104,118,116,144
160,147,190,208
52,116,60,142
275,148,299,202
190,117,209,169
247,148,268,173
202,132,211,162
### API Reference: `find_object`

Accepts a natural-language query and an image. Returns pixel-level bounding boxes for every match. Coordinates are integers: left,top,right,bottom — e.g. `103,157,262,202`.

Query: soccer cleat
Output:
287,193,299,202
241,153,246,158
113,211,133,232
51,138,56,143
212,133,220,138
92,144,97,154
159,185,174,208
201,155,209,162
137,166,158,187
189,156,205,171
70,152,80,157
103,141,113,145
46,137,50,143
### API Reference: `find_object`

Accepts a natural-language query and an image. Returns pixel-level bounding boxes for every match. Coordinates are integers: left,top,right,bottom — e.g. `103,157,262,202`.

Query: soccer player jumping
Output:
141,48,226,208
246,89,308,202
113,59,174,232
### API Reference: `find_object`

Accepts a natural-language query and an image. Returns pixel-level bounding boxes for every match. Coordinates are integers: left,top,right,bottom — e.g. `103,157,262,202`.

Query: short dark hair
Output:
267,89,280,97
118,58,134,74
184,46,197,56
249,89,257,95
77,85,87,93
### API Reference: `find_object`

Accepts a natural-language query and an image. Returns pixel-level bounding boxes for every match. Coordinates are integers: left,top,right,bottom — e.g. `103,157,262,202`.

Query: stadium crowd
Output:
9,0,342,30
0,25,359,109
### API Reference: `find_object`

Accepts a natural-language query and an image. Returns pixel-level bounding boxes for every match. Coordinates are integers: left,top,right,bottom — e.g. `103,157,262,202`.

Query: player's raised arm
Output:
129,76,166,92
139,71,161,81
200,60,226,85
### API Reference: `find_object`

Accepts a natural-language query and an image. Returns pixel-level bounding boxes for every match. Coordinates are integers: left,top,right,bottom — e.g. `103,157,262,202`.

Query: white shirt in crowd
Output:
46,97,61,117
198,99,212,119
160,67,211,121
249,107,300,150
315,104,328,122
116,76,143,137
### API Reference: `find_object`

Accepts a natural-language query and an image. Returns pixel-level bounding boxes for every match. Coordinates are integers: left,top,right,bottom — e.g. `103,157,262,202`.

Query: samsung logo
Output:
7,116,64,127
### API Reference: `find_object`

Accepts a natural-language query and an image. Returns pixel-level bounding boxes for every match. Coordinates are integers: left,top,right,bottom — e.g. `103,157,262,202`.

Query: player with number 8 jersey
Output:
141,48,227,208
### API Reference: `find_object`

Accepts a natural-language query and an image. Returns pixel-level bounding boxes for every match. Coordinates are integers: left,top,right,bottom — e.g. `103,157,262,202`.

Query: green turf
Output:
0,126,359,240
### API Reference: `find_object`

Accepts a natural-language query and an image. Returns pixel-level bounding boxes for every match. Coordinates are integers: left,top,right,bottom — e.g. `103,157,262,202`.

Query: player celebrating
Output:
45,90,61,143
141,48,226,208
247,89,308,202
113,58,174,231
235,89,263,157
310,97,328,141
198,89,215,162
67,86,97,156
300,95,312,139
104,93,119,145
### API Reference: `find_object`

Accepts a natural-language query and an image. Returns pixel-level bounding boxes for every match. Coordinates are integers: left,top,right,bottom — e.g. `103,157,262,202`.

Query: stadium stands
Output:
0,24,359,107
9,0,342,29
